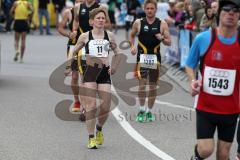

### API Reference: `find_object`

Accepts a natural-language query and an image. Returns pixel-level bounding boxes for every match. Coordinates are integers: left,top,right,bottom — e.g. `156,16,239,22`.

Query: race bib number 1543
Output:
203,66,236,96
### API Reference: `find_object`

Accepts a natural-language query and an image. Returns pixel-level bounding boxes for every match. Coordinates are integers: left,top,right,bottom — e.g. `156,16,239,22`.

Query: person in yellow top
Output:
10,0,33,63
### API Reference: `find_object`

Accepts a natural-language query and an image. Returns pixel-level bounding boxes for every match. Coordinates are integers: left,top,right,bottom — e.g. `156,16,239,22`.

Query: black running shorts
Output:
139,67,159,83
196,109,238,142
237,121,240,153
83,64,111,84
14,20,29,33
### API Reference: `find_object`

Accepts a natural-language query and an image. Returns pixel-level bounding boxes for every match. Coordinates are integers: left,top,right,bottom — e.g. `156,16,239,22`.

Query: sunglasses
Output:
222,5,240,13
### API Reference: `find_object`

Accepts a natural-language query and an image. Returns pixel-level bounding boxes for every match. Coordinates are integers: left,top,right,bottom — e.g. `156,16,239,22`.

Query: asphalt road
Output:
0,29,238,160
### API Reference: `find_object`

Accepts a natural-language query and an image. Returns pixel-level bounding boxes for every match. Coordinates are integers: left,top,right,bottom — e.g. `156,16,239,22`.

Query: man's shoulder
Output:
194,30,211,43
74,3,81,10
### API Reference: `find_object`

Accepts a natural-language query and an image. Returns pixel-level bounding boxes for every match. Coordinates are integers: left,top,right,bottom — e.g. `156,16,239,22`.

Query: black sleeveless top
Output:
85,30,110,55
68,8,80,45
137,18,162,63
78,2,100,33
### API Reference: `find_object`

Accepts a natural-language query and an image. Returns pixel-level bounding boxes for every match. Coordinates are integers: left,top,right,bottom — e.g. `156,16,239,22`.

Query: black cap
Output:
219,0,240,8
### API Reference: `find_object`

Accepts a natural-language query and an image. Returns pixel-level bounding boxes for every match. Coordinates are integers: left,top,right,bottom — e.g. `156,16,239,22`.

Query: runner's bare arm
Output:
129,19,140,55
58,9,71,38
185,66,196,82
129,19,140,45
27,2,34,13
185,66,201,96
72,32,87,58
108,31,122,74
72,3,80,32
160,20,171,46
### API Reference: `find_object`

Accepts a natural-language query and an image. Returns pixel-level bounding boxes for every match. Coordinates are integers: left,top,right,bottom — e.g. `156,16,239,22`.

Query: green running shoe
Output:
146,112,155,122
136,111,146,122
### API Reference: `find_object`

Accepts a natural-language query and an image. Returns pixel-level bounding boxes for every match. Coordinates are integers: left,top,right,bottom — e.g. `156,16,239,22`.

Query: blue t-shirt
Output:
185,29,237,69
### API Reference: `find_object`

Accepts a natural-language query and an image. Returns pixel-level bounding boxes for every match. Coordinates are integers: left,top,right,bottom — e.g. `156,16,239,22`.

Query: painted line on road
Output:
111,107,176,160
111,87,196,160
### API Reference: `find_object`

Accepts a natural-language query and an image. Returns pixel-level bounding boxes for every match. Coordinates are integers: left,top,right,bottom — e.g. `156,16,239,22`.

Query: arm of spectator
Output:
159,20,171,46
58,9,71,38
129,19,140,55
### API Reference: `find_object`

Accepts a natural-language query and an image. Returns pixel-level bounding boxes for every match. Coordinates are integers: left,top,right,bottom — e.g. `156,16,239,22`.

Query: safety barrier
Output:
164,25,199,68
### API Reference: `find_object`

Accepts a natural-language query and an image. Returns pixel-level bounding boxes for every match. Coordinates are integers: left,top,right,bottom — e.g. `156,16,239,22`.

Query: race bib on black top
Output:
88,39,109,58
140,54,158,69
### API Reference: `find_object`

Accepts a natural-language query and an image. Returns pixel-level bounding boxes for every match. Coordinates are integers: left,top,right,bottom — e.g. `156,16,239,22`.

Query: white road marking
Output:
111,107,176,160
111,87,196,160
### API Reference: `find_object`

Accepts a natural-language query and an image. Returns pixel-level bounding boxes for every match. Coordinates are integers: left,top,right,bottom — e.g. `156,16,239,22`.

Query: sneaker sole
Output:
96,140,103,145
88,146,98,149
96,142,103,145
71,108,80,112
146,118,155,122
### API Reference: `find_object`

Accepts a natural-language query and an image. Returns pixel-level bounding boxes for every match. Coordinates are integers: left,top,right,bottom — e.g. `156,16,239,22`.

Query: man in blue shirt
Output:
185,0,240,159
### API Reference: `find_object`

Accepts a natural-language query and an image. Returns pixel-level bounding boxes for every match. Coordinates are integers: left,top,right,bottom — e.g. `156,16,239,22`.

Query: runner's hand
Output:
190,80,201,96
64,67,72,76
108,67,116,75
155,33,164,41
69,31,77,40
131,46,137,55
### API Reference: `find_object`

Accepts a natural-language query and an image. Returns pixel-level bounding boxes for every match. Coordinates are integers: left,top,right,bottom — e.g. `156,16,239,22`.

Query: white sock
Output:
146,107,152,113
139,106,146,112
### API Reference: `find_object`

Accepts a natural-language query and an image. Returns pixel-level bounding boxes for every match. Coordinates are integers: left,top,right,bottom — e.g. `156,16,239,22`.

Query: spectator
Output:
108,0,118,32
211,0,219,25
52,0,65,28
184,4,197,31
156,0,170,20
38,0,52,35
165,0,177,25
2,0,14,32
184,0,190,11
168,0,176,19
191,0,205,32
174,2,187,29
124,0,141,40
200,5,217,31
211,0,219,15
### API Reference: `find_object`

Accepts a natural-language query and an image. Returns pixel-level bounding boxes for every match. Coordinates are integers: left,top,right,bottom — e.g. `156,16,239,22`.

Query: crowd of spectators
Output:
0,0,238,33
